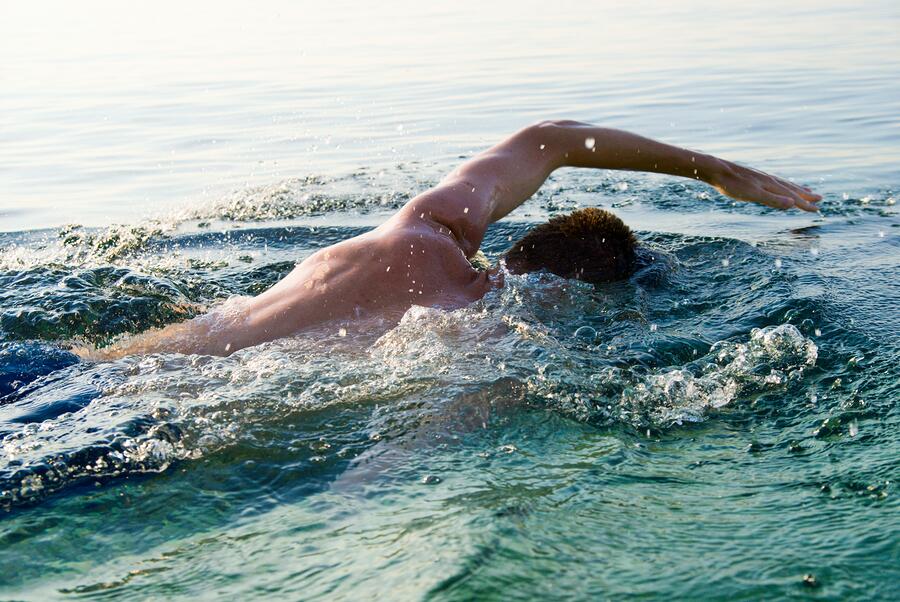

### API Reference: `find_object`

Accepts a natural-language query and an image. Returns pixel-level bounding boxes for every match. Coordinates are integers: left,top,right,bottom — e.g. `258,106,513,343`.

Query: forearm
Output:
540,121,717,183
495,120,818,213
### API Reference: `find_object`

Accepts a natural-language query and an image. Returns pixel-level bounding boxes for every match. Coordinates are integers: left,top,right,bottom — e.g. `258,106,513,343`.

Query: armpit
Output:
398,181,492,258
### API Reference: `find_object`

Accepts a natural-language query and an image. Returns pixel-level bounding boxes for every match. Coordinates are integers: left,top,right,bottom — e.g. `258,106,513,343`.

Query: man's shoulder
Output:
369,214,482,285
375,212,467,257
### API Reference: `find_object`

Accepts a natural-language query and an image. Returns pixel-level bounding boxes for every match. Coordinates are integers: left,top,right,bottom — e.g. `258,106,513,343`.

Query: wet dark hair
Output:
503,208,637,283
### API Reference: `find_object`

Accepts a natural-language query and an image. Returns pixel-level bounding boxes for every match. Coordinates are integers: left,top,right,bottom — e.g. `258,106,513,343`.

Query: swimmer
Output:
90,120,821,357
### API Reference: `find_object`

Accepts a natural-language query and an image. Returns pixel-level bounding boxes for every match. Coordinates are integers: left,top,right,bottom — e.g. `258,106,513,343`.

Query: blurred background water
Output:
1,0,898,600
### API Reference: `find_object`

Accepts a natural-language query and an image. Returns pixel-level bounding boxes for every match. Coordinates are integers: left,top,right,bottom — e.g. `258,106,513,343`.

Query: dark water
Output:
2,0,900,599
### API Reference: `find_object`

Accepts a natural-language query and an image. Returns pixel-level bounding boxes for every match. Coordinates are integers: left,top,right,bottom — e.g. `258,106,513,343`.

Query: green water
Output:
2,0,899,599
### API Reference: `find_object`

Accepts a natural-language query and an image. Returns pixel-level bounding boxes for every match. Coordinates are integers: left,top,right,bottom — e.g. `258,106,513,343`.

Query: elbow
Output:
519,119,583,167
526,119,585,134
519,120,563,142
534,119,583,128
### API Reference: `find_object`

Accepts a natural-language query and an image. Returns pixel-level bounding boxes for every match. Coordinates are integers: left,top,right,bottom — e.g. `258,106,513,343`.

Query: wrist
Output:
695,153,724,184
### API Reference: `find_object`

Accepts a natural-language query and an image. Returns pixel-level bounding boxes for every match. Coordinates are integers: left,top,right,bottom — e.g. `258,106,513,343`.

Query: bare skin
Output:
88,120,821,358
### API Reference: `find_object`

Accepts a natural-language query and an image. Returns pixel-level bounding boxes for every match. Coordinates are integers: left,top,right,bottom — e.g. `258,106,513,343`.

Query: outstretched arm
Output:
396,120,821,256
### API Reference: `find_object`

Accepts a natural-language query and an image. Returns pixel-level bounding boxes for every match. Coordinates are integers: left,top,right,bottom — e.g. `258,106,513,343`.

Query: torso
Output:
228,215,501,350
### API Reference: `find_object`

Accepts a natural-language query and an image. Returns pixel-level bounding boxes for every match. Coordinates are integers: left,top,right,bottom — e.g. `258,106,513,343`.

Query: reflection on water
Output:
1,0,899,599
2,0,899,231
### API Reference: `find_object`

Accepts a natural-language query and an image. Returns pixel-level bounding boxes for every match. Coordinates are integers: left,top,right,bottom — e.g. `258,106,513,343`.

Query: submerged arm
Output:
397,120,821,254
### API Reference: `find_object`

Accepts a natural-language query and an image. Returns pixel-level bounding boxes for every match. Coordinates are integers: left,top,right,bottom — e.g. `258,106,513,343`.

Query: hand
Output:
706,158,822,212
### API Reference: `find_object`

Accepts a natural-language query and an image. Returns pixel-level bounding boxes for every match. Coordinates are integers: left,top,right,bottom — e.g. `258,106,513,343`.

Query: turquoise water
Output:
1,0,899,599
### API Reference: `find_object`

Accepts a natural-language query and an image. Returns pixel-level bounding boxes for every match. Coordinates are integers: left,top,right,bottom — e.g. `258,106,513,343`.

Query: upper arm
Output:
391,122,564,257
392,178,493,258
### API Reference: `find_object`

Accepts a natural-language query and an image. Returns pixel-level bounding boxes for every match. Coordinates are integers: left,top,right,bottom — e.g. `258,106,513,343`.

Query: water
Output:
1,0,899,599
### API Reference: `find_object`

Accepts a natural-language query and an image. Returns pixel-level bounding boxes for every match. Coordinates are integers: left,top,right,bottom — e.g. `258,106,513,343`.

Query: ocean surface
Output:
1,0,898,599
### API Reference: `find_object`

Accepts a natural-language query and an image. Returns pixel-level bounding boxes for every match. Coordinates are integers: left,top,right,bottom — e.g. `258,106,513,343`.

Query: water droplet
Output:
385,266,391,272
499,444,518,454
650,324,658,332
774,258,783,269
539,144,546,150
849,419,859,437
463,207,469,214
574,325,597,340
810,247,819,257
338,328,347,337
814,328,822,337
584,137,595,149
721,258,730,267
421,475,441,485
878,231,885,238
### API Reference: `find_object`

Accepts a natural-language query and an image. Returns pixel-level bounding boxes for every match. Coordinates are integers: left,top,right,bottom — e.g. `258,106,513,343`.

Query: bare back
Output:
85,211,497,359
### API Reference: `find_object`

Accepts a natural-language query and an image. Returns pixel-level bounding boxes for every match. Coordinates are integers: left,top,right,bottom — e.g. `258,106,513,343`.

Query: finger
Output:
754,189,793,210
788,182,821,202
767,193,796,210
797,201,819,213
762,185,797,208
785,182,821,201
765,183,820,209
794,186,822,211
802,190,822,202
767,175,822,202
775,190,818,212
793,196,819,212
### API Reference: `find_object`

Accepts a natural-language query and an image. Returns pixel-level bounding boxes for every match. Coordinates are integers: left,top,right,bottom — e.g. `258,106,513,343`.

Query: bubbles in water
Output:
573,325,597,341
528,323,818,428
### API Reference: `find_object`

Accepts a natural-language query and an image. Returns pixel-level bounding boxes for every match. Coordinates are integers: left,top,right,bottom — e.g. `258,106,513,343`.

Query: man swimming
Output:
93,120,821,357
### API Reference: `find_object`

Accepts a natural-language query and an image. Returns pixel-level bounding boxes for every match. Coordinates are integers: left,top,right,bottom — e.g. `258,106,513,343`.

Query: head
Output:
503,208,637,283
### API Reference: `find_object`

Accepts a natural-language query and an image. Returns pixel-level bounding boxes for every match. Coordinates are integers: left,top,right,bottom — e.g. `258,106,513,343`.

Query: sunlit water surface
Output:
1,0,898,600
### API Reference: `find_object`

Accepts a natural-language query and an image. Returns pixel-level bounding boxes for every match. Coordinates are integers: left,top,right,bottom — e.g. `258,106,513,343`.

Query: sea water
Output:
1,0,898,599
